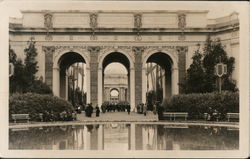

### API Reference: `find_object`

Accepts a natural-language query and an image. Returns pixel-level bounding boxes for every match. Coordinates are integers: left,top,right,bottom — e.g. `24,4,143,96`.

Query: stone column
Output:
133,46,144,108
98,68,103,106
97,125,104,150
162,72,166,98
130,123,136,150
177,46,188,93
88,46,100,106
130,68,135,111
86,67,91,103
83,125,91,150
171,67,179,95
141,67,147,104
43,46,55,89
65,74,68,100
52,66,60,96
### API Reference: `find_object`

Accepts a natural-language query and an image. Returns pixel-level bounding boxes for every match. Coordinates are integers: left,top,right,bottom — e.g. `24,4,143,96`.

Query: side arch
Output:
52,48,91,103
141,48,179,104
53,48,90,69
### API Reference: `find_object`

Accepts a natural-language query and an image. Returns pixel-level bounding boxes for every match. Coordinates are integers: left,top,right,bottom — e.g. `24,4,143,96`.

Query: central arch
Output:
98,51,135,110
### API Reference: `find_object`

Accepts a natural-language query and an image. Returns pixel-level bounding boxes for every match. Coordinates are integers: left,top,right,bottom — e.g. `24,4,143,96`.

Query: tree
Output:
181,36,237,93
9,39,52,94
182,45,205,93
9,46,26,93
24,39,38,83
203,36,237,92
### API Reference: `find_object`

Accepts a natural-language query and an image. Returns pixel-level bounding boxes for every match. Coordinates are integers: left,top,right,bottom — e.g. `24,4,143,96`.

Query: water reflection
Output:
9,123,239,150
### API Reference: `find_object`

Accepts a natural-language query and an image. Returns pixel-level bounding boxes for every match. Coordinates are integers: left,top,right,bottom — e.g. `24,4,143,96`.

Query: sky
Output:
2,0,243,19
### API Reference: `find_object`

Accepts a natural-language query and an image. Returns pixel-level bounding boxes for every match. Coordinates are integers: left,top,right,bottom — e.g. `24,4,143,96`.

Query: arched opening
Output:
110,88,119,103
102,52,130,107
58,52,87,107
144,52,173,110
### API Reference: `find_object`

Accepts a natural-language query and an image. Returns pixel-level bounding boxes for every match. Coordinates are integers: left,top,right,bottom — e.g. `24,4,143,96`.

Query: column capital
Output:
171,67,178,71
176,46,188,53
53,66,60,70
43,46,55,54
88,46,101,53
132,46,145,55
130,67,135,71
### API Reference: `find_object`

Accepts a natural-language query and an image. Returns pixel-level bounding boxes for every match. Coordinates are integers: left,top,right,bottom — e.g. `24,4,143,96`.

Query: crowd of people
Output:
100,102,131,114
136,102,164,119
75,101,164,120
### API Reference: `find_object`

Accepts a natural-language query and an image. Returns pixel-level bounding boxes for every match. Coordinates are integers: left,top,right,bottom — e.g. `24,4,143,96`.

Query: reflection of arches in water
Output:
142,125,157,150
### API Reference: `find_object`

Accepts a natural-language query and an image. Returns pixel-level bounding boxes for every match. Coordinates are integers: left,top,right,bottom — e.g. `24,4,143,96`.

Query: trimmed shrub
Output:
9,93,75,122
162,91,239,120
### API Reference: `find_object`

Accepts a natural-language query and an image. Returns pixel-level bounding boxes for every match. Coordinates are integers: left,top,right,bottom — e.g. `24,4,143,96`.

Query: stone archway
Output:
52,50,91,103
141,49,178,104
98,51,135,110
109,88,120,103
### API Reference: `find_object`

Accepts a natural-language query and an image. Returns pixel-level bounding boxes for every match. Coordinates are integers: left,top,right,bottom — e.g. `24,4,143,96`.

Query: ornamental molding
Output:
98,46,135,68
142,45,178,67
87,46,101,53
176,46,188,54
44,12,53,29
89,13,98,40
89,13,98,29
134,13,142,41
132,46,145,56
44,12,53,41
42,46,55,54
178,13,186,29
134,13,142,29
52,45,90,67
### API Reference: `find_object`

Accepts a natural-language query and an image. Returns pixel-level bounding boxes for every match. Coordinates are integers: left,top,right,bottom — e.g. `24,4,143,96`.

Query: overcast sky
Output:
2,0,243,19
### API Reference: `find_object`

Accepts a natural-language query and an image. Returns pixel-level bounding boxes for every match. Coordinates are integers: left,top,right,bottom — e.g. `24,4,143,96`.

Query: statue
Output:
178,13,186,29
134,14,142,29
44,13,53,29
89,13,98,29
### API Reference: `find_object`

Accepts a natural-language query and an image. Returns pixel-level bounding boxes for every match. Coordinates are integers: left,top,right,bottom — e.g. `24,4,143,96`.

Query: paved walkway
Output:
77,111,158,122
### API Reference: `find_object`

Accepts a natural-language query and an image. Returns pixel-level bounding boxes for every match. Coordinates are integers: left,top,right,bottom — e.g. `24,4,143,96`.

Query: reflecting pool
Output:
9,123,239,150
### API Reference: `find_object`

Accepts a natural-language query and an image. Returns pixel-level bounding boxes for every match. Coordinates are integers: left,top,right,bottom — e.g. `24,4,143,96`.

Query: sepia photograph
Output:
0,0,249,158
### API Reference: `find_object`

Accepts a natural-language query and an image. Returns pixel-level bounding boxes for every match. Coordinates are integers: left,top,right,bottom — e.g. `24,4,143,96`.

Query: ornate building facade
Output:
9,10,239,110
103,74,128,103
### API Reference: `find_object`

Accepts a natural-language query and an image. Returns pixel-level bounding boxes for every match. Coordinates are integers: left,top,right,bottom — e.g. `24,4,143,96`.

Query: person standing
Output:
89,103,93,117
96,106,100,117
127,104,131,115
143,103,147,116
157,103,164,120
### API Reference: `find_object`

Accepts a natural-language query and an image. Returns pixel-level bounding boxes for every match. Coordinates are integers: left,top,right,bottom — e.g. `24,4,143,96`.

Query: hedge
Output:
9,93,75,122
162,91,239,120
